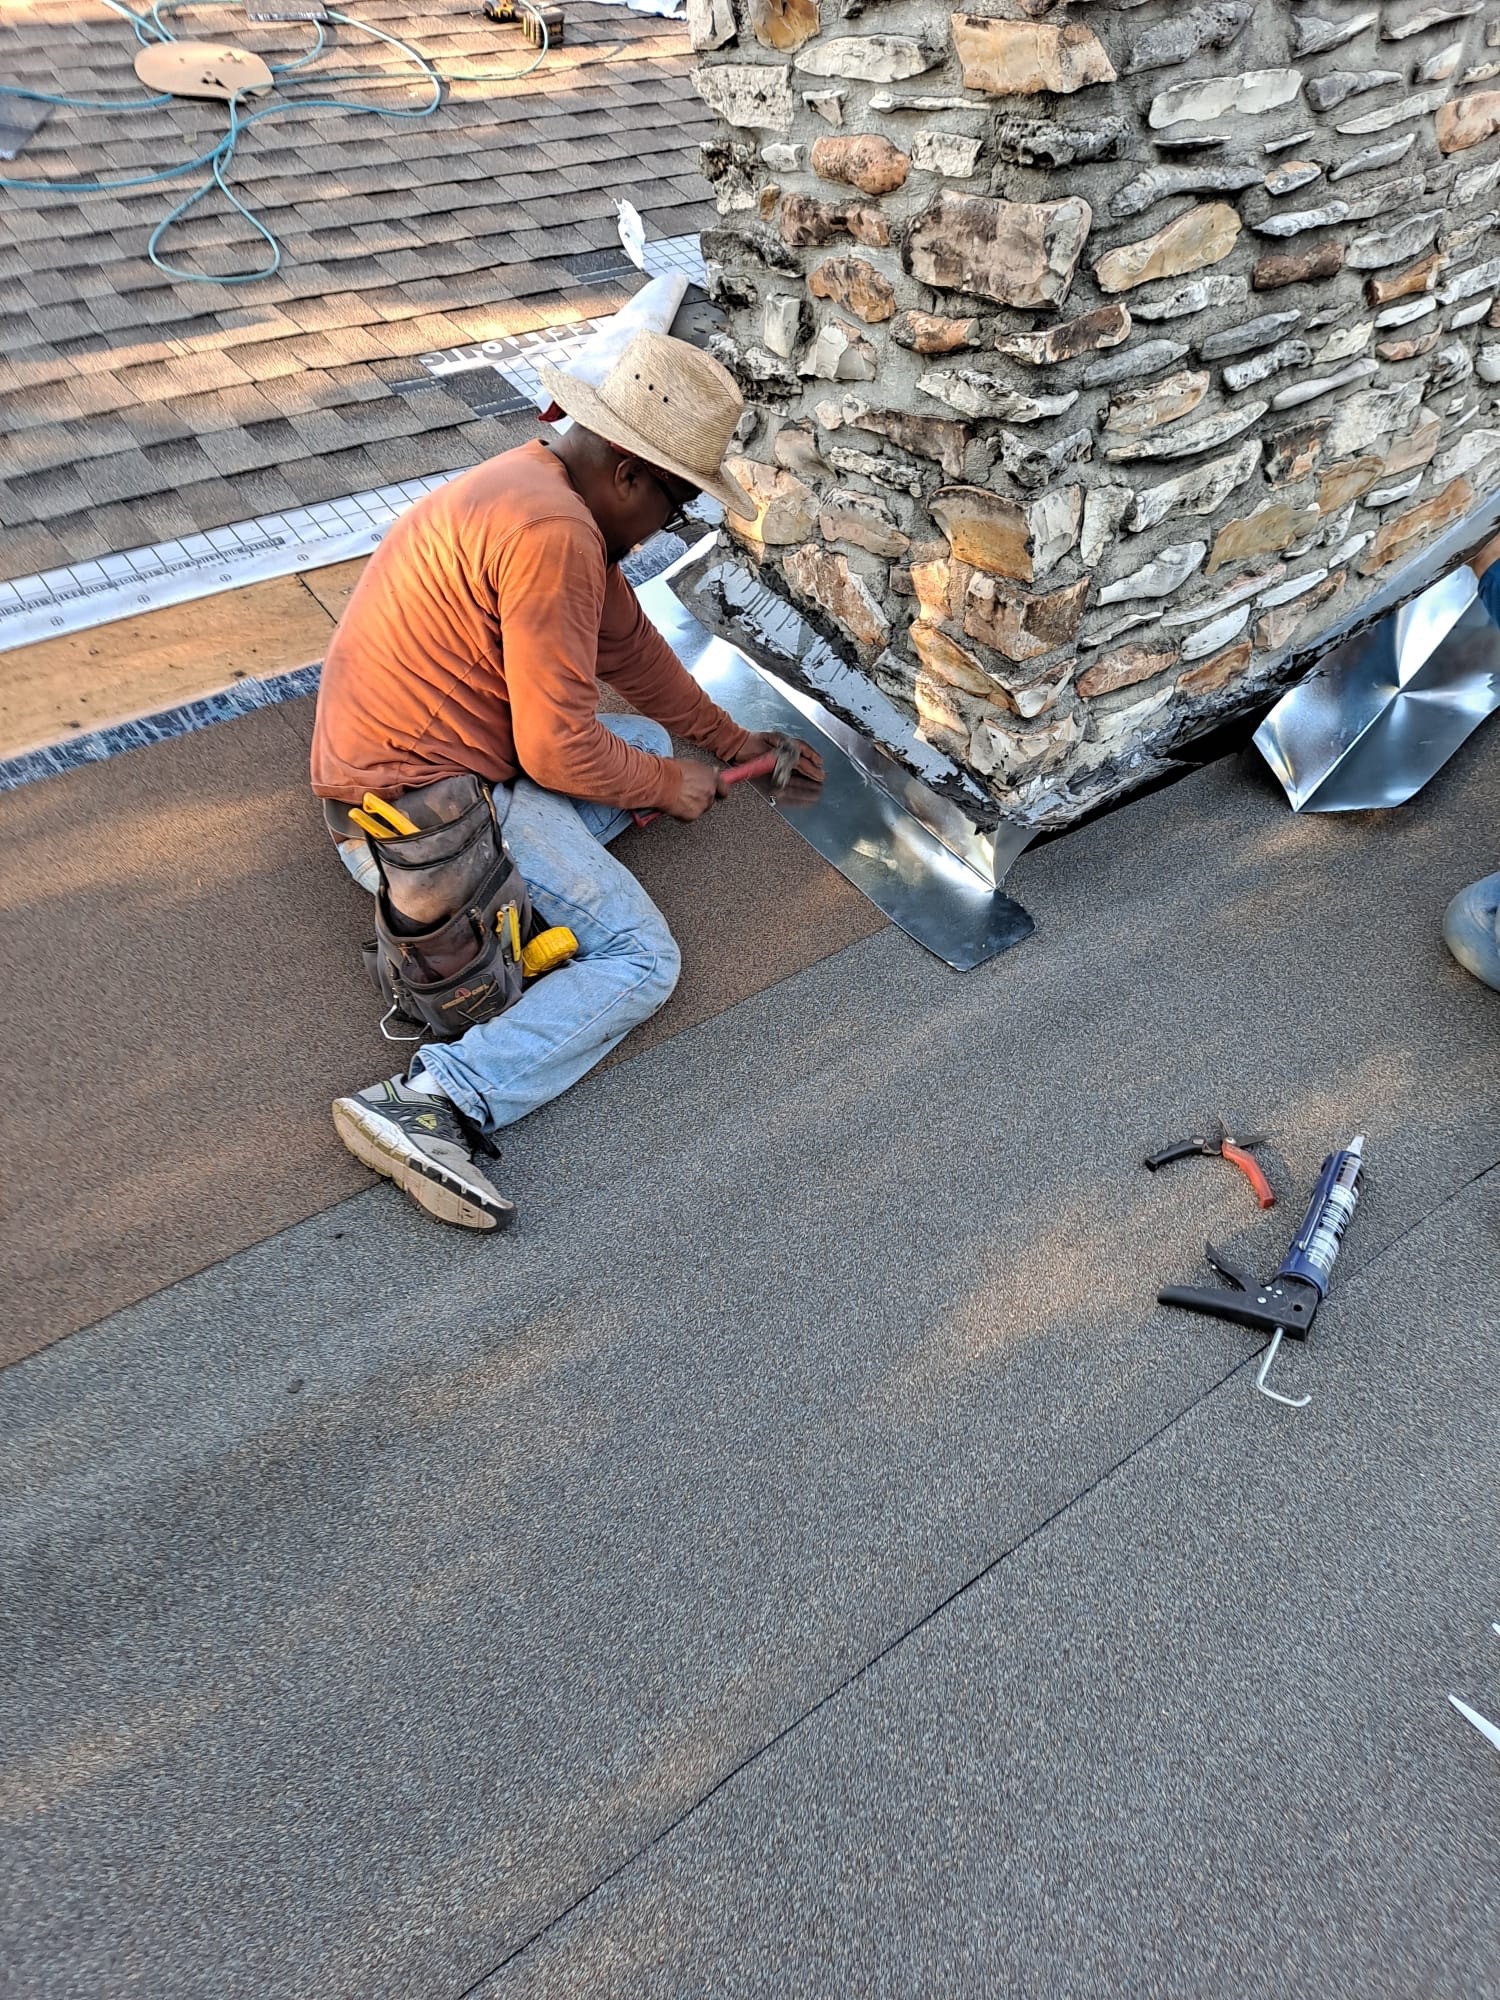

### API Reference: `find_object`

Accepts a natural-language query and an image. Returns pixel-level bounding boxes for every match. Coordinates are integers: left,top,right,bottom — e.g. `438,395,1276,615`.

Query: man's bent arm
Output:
596,568,754,764
498,518,688,812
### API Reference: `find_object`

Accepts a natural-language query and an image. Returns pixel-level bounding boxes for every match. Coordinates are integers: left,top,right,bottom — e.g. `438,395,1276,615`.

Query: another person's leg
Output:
1444,534,1500,990
1444,874,1500,990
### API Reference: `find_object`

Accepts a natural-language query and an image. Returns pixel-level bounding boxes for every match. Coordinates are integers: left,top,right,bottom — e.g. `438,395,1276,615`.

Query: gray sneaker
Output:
332,1074,515,1231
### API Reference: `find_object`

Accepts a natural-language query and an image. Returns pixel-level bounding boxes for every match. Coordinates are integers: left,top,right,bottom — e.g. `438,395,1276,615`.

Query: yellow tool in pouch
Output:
360,775,537,1043
361,791,420,837
521,925,579,978
348,806,393,841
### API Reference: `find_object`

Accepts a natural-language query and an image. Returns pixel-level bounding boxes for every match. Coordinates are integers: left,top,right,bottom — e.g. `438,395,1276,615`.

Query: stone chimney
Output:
688,0,1500,824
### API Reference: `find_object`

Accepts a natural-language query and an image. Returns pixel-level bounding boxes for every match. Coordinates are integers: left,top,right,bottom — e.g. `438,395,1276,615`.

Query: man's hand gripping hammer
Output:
714,732,802,798
633,732,808,827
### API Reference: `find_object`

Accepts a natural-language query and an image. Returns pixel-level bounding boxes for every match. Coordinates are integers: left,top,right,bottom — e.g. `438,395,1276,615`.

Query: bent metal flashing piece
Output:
1256,564,1500,812
638,544,1035,971
1159,1136,1365,1409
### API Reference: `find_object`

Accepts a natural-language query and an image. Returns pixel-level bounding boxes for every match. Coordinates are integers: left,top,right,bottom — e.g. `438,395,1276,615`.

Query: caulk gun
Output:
1158,1136,1365,1408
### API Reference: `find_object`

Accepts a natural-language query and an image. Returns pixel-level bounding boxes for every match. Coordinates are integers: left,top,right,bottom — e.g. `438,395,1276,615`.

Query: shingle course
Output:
0,0,711,580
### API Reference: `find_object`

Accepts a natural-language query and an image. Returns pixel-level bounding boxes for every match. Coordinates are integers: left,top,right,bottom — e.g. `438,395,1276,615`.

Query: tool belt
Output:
332,776,537,1044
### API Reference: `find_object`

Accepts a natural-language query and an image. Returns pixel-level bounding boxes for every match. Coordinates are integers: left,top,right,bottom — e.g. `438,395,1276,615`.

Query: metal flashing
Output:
641,545,1036,969
1256,565,1500,811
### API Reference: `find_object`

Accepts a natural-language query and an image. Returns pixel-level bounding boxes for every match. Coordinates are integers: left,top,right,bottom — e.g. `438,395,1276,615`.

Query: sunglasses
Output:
614,449,696,535
648,471,697,536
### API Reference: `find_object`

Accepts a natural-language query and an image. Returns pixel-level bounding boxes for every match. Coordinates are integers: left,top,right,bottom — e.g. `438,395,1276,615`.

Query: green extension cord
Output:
0,0,551,286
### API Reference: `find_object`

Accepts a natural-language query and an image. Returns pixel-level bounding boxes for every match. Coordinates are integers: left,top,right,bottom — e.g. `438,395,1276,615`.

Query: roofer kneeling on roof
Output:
311,332,823,1230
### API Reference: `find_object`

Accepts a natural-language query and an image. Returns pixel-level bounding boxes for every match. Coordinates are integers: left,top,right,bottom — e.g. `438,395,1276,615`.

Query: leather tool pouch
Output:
351,776,536,1044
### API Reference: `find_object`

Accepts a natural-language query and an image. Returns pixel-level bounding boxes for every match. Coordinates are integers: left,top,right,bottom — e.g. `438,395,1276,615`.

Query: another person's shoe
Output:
1443,869,1500,992
332,1074,515,1229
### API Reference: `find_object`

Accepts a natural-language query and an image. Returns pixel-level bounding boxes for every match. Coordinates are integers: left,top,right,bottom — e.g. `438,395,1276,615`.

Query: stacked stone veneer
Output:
689,0,1500,821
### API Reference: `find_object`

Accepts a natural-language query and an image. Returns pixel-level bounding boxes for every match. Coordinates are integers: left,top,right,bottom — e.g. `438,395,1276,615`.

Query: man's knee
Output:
606,714,672,761
636,914,681,1013
572,885,679,1014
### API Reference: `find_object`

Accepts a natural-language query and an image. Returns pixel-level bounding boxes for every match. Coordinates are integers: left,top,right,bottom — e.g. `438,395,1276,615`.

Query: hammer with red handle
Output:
715,732,801,795
633,733,802,826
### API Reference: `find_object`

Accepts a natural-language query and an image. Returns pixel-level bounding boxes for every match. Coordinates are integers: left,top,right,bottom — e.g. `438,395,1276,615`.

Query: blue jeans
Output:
337,714,681,1131
1479,556,1500,631
1444,871,1500,989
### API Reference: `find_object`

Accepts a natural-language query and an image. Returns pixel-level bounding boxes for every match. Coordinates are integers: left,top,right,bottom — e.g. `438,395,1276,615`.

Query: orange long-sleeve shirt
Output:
310,441,752,814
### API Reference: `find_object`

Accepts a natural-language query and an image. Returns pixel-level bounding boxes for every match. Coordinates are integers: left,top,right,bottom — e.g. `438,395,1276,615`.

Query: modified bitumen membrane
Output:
1,689,886,1359
4,738,1499,1996
491,1165,1500,2000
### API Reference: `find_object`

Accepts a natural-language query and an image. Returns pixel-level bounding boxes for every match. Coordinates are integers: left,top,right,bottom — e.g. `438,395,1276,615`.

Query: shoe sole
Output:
331,1098,515,1232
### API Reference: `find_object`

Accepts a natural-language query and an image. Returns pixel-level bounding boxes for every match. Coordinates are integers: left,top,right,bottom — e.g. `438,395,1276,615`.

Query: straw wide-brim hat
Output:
538,330,756,519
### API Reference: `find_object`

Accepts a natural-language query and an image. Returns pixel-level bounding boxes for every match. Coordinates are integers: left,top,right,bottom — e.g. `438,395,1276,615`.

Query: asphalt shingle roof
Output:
0,0,716,580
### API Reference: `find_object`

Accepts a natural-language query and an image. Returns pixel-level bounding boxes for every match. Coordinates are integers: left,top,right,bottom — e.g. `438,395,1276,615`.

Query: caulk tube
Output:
1275,1136,1365,1298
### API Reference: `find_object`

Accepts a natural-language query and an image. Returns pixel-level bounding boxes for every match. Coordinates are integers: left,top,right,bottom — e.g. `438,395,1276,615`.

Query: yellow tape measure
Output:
521,925,578,977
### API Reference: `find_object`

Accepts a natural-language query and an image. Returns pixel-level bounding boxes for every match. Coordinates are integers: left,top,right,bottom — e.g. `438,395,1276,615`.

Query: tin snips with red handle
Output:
1143,1120,1275,1210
